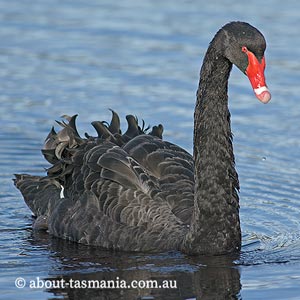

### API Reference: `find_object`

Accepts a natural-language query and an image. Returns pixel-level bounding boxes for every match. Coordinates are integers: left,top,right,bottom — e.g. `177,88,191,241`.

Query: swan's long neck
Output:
183,44,241,254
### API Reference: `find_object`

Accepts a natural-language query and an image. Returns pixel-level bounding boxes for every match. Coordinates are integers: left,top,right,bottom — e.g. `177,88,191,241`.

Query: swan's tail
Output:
13,174,62,226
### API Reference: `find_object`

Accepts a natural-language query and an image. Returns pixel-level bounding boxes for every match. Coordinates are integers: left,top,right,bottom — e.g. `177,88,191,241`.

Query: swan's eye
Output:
242,46,248,53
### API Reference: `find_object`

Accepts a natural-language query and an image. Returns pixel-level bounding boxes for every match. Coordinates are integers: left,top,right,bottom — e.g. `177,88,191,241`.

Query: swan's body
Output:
14,22,270,255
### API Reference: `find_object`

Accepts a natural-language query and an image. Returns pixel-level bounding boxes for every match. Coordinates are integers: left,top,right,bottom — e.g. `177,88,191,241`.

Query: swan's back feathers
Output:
14,111,193,251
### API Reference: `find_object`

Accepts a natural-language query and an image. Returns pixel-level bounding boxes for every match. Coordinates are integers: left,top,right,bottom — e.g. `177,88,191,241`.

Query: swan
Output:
14,21,271,255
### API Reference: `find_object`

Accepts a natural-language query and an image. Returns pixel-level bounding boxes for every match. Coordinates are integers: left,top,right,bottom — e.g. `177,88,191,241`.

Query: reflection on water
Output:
28,231,241,300
1,0,300,299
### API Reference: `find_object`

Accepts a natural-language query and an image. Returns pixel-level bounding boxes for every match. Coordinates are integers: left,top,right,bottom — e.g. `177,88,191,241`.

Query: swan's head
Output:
221,21,271,103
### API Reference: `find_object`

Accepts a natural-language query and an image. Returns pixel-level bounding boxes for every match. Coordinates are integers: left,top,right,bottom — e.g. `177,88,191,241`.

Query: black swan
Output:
14,21,271,255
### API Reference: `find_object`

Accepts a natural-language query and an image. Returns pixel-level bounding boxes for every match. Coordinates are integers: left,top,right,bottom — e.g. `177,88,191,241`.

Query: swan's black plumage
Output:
14,22,269,255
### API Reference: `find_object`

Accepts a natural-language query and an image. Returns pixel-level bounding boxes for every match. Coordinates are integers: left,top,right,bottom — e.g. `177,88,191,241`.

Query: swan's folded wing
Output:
66,140,183,226
123,135,194,223
47,140,187,250
80,141,160,196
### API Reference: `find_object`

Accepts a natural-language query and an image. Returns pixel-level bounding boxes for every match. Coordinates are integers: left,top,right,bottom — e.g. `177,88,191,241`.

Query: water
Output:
1,0,300,299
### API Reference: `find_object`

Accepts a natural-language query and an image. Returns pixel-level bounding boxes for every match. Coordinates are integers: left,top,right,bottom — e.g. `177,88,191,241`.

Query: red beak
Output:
243,48,271,104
